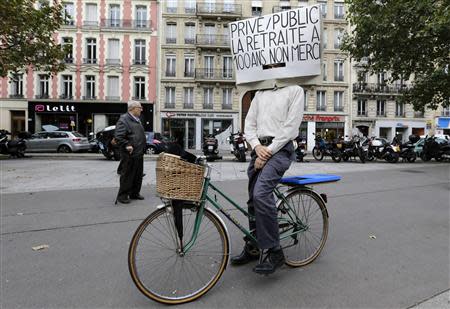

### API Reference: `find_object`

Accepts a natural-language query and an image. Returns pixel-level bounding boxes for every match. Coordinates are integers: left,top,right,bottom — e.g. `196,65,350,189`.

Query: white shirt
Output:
244,85,304,154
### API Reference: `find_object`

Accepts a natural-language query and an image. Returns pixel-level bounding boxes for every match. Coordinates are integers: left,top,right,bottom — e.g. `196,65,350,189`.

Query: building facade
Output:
1,0,159,138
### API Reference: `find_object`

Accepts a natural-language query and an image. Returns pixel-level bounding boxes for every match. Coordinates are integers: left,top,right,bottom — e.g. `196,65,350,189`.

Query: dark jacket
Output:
114,113,146,157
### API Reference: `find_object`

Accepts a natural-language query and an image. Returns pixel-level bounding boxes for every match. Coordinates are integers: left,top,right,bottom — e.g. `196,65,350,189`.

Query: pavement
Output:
1,156,449,308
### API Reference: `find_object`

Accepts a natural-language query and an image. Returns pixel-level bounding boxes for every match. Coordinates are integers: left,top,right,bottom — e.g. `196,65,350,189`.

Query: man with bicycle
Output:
231,84,304,275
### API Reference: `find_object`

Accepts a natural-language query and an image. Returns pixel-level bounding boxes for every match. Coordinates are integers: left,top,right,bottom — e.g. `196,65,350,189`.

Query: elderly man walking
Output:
114,100,146,204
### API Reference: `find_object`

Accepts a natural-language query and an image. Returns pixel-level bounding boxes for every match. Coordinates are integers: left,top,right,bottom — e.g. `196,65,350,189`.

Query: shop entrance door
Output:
395,127,408,142
163,119,195,149
10,110,26,138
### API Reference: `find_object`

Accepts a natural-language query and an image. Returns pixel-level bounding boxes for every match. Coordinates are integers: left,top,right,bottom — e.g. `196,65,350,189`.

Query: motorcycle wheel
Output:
238,149,246,162
331,151,342,163
341,152,349,162
358,149,366,164
17,146,26,158
366,151,375,161
407,152,417,163
312,147,324,161
420,152,431,162
435,154,443,162
387,151,399,163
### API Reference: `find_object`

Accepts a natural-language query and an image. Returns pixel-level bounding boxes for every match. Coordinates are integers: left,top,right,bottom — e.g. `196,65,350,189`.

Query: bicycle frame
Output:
181,165,307,253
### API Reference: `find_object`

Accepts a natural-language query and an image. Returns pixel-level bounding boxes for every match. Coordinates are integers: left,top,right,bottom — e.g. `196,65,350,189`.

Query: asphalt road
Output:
1,162,449,308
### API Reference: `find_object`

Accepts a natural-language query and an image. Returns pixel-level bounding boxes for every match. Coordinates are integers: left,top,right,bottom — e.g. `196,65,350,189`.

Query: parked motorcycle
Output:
228,131,248,162
0,130,28,158
392,135,418,163
312,133,342,162
295,136,307,162
96,126,121,161
366,136,399,163
341,135,367,163
202,134,222,161
420,135,450,162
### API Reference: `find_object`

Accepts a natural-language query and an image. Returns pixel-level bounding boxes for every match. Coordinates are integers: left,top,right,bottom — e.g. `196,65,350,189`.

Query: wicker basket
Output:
156,153,205,202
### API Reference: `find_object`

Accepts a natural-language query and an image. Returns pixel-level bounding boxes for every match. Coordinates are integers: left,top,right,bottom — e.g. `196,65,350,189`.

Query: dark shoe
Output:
130,194,144,200
117,197,131,204
230,243,259,265
253,248,285,275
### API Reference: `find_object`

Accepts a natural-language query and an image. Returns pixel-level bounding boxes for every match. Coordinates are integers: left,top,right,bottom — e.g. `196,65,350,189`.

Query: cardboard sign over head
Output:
229,5,322,85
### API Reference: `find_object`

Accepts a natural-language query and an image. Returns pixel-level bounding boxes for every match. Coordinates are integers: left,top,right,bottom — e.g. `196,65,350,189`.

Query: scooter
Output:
96,126,121,161
203,134,222,162
421,135,450,162
366,136,399,163
341,135,367,163
228,131,248,162
0,130,28,158
392,135,418,163
312,133,342,162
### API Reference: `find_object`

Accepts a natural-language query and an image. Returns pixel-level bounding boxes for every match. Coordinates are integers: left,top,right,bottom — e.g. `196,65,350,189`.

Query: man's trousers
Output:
118,154,144,199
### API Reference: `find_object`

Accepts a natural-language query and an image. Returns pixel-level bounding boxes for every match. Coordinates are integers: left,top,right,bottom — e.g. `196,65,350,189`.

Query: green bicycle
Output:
128,154,341,305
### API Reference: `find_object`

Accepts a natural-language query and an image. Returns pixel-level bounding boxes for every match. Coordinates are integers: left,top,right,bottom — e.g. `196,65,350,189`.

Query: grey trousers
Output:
247,142,294,249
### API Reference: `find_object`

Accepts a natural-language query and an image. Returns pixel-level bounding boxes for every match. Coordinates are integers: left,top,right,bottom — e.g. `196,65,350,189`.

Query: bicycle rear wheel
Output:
128,204,229,304
277,189,329,267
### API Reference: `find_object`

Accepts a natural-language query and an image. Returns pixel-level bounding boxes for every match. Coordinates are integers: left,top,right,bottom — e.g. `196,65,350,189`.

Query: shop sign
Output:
35,104,76,113
165,112,234,119
302,115,344,122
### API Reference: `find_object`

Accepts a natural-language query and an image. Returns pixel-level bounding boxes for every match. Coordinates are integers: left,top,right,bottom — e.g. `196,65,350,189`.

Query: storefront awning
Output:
437,117,450,129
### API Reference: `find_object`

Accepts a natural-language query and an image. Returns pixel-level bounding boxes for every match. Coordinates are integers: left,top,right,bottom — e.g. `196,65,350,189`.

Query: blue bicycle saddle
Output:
280,174,341,186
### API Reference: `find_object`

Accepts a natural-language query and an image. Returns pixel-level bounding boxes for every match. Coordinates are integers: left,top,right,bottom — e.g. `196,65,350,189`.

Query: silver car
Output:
25,131,91,153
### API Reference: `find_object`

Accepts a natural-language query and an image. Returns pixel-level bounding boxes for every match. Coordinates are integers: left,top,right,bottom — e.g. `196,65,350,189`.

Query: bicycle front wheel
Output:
278,189,329,267
128,205,229,305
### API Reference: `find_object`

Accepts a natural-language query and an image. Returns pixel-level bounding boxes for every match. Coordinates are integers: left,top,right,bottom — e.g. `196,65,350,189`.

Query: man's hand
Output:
255,145,272,161
254,157,267,170
126,145,133,154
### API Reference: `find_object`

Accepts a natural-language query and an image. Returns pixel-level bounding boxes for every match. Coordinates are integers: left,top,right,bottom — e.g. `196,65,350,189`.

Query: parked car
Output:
145,132,174,154
25,131,91,153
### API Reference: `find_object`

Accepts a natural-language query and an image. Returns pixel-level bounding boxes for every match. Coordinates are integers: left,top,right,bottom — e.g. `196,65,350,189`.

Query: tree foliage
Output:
0,0,67,78
342,0,450,111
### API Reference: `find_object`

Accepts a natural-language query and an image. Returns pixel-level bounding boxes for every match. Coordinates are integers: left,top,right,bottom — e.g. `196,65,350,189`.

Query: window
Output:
334,2,345,19
223,0,235,13
316,91,326,111
184,87,194,108
134,39,146,64
135,6,147,28
62,37,73,63
38,74,49,98
107,39,120,64
334,28,344,49
134,77,145,100
63,2,74,25
107,76,119,100
204,24,216,44
85,4,98,26
166,0,177,13
377,100,386,116
185,23,196,44
61,75,73,99
322,63,327,81
298,0,308,8
184,56,195,77
85,76,96,99
442,107,450,116
166,23,177,43
223,56,233,78
280,0,291,11
252,6,262,16
166,55,176,77
334,91,344,111
204,0,216,13
334,60,344,81
377,72,386,85
11,74,23,97
185,0,196,13
318,1,327,18
165,87,176,107
109,4,120,27
204,56,214,78
323,28,327,49
204,88,214,108
222,88,232,109
357,99,367,116
223,25,230,44
396,102,405,117
85,38,97,63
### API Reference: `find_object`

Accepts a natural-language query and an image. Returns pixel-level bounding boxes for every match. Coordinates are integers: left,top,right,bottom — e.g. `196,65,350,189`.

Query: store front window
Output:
316,122,344,141
162,118,196,149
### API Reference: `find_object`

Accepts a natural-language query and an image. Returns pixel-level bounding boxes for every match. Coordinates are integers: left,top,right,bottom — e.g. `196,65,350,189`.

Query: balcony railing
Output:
184,71,195,78
63,19,75,26
334,13,345,19
353,83,410,94
165,70,176,77
35,94,49,99
59,94,73,100
9,94,24,99
316,106,326,111
185,38,195,44
203,103,214,109
133,59,146,65
357,111,368,117
64,57,74,64
106,58,121,65
184,103,194,109
334,106,344,112
195,69,234,80
196,3,242,16
185,7,196,14
165,102,175,108
414,111,425,118
166,7,177,13
106,96,120,101
166,37,177,44
376,111,386,117
83,58,97,64
83,95,97,100
222,104,232,110
196,34,230,48
83,20,98,27
100,19,152,30
132,96,146,101
395,112,405,118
